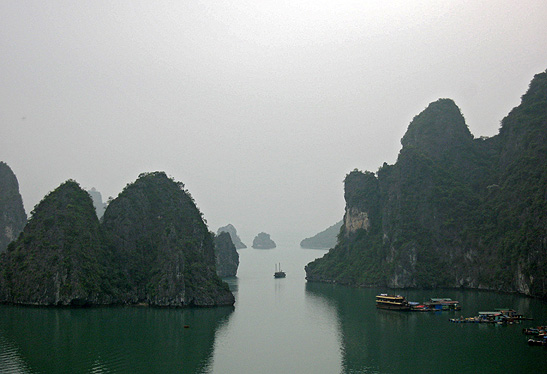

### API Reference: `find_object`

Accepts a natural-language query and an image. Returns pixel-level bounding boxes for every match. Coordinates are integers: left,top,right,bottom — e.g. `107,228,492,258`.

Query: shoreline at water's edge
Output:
0,300,237,309
304,277,546,301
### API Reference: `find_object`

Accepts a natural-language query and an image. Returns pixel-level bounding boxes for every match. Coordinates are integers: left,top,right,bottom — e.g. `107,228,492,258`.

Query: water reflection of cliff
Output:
0,305,233,373
306,283,547,374
306,282,384,373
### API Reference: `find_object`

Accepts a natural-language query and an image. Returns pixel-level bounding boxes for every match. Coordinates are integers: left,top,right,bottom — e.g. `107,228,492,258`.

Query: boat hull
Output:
528,338,547,346
376,304,411,311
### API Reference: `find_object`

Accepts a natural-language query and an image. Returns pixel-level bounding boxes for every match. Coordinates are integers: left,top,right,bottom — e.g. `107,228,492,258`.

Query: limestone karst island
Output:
252,232,277,249
306,69,547,300
0,172,234,307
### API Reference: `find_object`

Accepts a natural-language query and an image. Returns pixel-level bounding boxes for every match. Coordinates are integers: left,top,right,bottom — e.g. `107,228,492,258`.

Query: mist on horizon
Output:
2,1,547,244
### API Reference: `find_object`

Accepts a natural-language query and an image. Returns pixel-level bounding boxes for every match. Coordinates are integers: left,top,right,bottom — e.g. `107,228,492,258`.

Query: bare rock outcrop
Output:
0,162,26,253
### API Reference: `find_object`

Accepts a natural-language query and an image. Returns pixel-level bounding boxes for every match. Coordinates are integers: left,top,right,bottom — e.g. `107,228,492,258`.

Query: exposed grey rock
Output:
0,162,27,253
217,224,247,249
214,232,239,277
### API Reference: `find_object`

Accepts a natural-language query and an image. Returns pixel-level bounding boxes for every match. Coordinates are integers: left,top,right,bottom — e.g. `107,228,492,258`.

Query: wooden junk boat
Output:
274,263,286,278
376,294,411,311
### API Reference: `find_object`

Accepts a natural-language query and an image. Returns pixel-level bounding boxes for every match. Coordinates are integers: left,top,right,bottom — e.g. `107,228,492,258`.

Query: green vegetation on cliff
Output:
101,172,234,306
0,172,235,307
0,180,112,305
306,70,547,299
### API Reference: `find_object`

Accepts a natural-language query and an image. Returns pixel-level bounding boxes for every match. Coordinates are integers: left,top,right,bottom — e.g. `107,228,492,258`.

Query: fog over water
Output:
2,1,547,244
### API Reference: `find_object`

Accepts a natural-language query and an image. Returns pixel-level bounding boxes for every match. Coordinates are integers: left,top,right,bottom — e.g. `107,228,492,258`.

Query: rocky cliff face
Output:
0,180,110,305
252,232,276,249
217,224,247,249
0,162,27,253
102,172,234,307
306,69,547,299
214,232,239,277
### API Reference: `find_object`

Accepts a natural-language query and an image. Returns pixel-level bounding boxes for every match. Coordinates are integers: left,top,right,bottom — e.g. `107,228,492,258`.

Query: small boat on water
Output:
450,312,507,324
450,309,531,324
522,326,546,336
495,308,531,322
527,337,547,346
376,294,410,311
409,302,431,312
523,327,541,335
524,325,547,346
274,263,286,278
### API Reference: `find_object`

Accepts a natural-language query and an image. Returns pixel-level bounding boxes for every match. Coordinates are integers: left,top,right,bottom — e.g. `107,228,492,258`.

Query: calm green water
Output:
1,245,546,373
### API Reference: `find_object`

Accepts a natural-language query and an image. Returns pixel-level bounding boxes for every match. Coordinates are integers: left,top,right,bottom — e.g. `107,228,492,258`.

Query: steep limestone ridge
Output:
0,162,27,253
306,69,547,298
252,232,276,249
300,221,342,249
214,232,239,277
102,172,234,306
217,224,247,249
0,180,111,305
401,99,473,158
479,70,547,296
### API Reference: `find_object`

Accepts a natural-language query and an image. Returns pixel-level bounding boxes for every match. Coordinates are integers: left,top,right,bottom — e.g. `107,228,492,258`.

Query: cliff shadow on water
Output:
0,305,234,373
305,283,547,374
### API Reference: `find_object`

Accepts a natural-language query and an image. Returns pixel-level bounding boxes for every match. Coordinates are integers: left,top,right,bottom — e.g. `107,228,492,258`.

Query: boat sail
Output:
274,263,286,278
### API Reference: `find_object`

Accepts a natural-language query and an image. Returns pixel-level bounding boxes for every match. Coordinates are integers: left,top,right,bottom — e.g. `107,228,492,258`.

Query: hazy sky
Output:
2,1,547,245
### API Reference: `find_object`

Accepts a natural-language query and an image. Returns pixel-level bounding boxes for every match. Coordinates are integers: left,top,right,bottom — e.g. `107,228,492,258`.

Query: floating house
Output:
425,298,461,311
